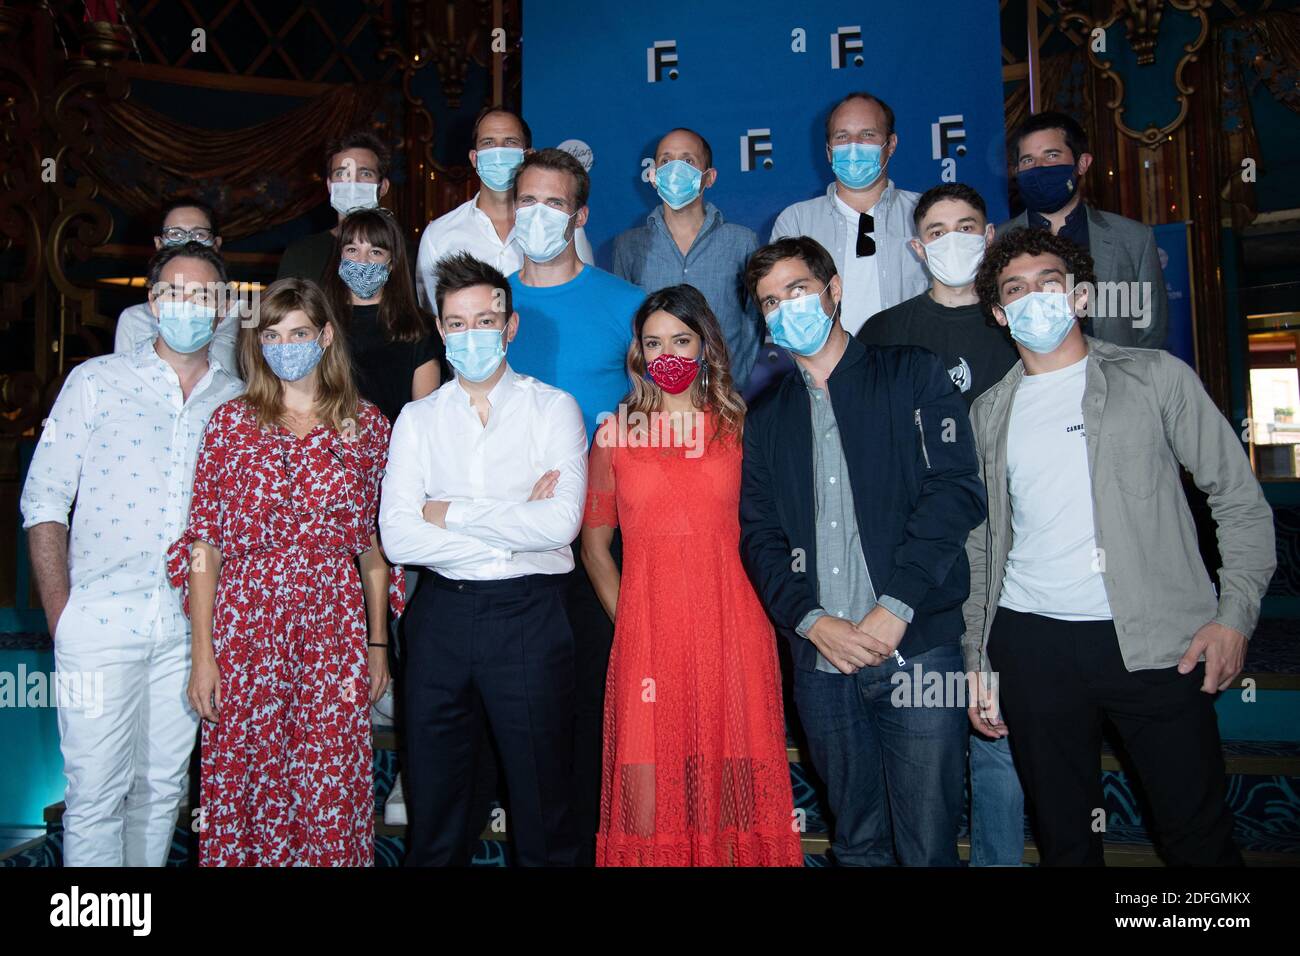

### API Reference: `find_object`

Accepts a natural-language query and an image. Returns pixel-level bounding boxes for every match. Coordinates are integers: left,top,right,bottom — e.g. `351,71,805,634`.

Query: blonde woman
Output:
168,278,401,866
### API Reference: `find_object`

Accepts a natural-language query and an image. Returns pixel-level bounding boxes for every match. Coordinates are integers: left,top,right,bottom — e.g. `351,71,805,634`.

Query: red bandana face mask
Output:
645,354,701,394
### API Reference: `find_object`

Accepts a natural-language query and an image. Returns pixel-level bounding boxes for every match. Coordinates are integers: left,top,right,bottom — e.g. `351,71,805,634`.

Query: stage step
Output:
374,728,1300,778
22,803,1293,867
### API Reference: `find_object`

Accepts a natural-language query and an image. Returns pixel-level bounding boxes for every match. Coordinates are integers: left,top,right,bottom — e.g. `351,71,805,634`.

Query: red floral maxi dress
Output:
586,413,803,866
167,398,403,867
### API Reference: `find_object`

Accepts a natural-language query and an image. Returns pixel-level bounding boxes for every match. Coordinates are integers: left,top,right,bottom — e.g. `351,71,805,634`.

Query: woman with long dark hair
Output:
323,208,441,825
168,278,402,865
324,208,443,424
581,284,801,866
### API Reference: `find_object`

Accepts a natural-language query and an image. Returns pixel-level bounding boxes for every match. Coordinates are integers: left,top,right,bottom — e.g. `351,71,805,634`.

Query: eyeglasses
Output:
160,226,215,244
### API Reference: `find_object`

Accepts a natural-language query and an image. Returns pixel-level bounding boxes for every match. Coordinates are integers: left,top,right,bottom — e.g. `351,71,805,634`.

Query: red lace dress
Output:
586,413,803,866
166,398,404,867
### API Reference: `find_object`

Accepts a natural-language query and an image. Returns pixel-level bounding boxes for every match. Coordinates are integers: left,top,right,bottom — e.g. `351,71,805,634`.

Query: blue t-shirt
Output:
508,264,642,441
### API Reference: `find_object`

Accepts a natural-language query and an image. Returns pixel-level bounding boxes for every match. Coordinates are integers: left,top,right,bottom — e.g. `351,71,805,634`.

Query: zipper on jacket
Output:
914,408,931,469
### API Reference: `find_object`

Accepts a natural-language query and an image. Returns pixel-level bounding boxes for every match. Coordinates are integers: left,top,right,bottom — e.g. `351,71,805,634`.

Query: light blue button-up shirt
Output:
613,201,762,389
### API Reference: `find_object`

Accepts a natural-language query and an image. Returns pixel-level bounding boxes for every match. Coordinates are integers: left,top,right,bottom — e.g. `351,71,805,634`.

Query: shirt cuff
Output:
796,607,828,640
438,501,513,561
877,595,915,624
21,508,70,531
442,500,465,533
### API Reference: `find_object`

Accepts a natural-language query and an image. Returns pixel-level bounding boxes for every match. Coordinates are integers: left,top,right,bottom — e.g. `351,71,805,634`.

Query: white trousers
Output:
54,608,198,867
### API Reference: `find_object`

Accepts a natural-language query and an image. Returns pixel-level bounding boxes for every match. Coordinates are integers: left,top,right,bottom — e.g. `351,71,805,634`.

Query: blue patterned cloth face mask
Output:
831,142,884,189
653,160,703,210
476,147,526,192
446,329,506,382
263,336,326,381
766,283,837,356
157,300,217,353
1002,291,1076,353
338,258,390,299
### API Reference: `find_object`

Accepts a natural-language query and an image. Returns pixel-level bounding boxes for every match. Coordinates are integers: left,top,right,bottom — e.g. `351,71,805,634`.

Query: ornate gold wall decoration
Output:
1063,0,1214,147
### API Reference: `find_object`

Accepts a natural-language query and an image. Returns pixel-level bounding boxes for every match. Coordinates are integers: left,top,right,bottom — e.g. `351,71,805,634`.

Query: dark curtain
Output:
81,82,389,239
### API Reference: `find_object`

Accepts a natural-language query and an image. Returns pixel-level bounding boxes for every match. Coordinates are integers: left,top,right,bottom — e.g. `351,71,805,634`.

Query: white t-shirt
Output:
999,355,1113,621
831,191,880,336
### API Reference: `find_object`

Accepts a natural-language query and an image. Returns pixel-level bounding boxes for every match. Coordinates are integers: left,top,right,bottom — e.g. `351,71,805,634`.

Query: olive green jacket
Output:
962,337,1275,675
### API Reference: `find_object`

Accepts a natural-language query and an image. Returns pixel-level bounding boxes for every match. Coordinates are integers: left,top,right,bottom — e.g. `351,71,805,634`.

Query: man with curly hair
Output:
961,227,1274,865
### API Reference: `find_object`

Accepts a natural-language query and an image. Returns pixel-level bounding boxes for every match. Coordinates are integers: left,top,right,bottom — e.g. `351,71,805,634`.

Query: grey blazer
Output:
996,205,1168,350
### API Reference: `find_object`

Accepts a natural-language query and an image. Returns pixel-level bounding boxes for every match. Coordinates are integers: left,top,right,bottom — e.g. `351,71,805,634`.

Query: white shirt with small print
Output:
20,342,244,638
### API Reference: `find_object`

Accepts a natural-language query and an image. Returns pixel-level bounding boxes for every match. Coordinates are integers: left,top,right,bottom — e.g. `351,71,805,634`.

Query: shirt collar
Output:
647,200,721,231
135,335,228,378
1028,200,1087,231
797,335,864,392
454,362,517,408
826,178,893,216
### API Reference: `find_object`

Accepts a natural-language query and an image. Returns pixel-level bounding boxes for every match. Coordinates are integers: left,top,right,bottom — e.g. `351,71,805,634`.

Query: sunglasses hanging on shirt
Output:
856,212,876,258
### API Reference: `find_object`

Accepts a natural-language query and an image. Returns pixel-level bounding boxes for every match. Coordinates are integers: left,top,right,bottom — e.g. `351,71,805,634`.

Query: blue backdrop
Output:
522,0,1009,267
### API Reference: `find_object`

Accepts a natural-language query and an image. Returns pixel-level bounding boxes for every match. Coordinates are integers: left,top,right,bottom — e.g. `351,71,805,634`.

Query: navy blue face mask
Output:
1017,163,1078,214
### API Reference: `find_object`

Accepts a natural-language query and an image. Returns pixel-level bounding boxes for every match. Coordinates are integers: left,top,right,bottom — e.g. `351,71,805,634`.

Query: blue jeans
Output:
793,641,966,866
968,733,1025,866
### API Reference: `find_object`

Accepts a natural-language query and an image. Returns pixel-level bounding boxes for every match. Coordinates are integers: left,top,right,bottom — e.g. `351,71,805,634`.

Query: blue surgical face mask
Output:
157,300,217,353
653,159,703,210
1016,163,1078,214
338,258,390,299
766,283,837,356
512,203,575,263
445,329,506,382
262,336,326,381
329,181,379,217
1002,291,1076,353
476,147,526,193
830,142,884,190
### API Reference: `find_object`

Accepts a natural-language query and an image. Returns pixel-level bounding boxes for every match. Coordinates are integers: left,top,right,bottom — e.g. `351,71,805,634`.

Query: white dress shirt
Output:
20,343,244,638
415,192,595,312
114,301,243,379
379,364,588,579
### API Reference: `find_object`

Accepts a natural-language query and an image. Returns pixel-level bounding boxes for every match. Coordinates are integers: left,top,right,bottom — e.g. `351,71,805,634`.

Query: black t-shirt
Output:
346,304,445,424
857,291,1019,407
276,231,337,284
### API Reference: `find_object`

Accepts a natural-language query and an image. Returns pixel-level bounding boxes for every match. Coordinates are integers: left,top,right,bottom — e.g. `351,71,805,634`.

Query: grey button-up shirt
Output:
771,180,928,331
795,367,914,672
613,201,761,389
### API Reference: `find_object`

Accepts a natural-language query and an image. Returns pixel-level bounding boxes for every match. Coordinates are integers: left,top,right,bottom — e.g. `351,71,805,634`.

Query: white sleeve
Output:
443,393,588,553
575,226,595,265
114,303,151,354
20,368,96,529
378,406,511,568
212,313,243,380
415,223,439,314
770,205,796,243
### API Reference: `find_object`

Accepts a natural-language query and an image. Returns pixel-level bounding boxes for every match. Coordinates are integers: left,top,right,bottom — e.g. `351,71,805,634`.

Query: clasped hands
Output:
421,469,561,527
808,604,907,675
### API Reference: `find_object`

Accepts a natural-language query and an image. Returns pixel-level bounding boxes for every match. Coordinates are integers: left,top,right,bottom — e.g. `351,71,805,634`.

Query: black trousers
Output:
988,607,1241,866
564,532,618,867
403,571,578,867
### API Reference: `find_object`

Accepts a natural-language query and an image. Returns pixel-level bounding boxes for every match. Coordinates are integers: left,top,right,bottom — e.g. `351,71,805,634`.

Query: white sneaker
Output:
383,773,407,826
370,680,396,727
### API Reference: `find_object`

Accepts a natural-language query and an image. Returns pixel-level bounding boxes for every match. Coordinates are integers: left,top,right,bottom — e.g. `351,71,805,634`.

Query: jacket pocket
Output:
1110,438,1157,498
914,408,931,470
